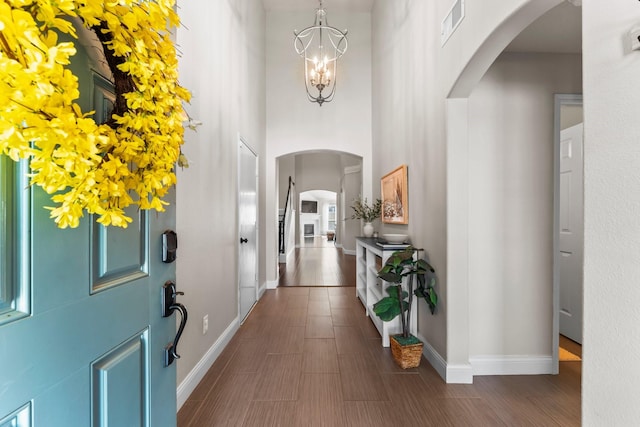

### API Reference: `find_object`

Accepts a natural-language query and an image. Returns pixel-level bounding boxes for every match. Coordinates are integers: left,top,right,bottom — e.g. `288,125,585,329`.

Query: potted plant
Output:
349,196,382,237
373,246,438,369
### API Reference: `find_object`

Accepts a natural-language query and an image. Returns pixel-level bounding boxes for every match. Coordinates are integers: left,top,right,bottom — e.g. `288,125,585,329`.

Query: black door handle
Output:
240,238,248,244
162,281,188,367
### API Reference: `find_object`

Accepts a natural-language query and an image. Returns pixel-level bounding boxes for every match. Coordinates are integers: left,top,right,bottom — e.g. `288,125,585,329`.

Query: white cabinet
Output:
355,237,417,347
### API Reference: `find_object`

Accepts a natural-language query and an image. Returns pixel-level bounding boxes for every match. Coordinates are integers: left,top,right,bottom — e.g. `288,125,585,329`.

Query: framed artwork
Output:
381,165,408,224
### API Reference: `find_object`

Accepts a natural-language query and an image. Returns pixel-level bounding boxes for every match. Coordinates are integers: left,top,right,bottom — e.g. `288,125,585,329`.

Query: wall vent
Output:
441,0,465,46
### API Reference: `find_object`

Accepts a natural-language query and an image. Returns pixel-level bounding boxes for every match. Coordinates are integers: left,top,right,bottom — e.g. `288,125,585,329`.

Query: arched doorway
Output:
445,0,582,381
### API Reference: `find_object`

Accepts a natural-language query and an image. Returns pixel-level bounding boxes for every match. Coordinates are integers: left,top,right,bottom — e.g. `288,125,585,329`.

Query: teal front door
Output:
0,162,178,427
0,36,179,427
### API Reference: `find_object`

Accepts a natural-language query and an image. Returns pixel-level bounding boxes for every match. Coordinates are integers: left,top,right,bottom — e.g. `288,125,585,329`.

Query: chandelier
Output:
294,0,348,106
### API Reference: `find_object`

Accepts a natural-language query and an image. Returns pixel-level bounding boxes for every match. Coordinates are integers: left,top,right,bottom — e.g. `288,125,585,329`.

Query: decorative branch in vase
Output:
349,196,382,237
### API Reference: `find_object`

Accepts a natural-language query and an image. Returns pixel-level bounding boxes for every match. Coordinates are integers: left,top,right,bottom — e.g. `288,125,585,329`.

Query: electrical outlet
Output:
203,315,208,335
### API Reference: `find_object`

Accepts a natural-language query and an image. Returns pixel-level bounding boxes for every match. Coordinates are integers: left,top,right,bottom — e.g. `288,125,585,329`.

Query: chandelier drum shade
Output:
294,0,348,106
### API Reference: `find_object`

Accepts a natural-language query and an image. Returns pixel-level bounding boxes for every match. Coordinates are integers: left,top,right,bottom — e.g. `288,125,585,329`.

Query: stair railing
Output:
279,176,294,254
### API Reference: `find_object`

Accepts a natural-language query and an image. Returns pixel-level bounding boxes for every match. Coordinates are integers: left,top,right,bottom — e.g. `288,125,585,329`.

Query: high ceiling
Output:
506,2,582,53
263,1,581,54
262,0,374,12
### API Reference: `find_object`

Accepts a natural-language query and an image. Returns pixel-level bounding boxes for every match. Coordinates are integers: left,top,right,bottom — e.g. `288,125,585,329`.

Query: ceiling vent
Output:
441,0,465,46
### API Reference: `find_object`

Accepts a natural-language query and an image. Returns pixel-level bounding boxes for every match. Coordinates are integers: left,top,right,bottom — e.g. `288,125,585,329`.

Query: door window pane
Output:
0,156,15,314
0,157,30,324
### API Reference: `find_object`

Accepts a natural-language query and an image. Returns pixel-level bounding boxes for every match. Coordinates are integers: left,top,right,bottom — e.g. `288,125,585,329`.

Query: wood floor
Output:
278,237,356,287
178,285,581,426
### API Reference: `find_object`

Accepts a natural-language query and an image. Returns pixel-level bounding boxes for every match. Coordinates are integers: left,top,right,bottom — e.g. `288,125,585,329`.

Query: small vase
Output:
363,222,374,237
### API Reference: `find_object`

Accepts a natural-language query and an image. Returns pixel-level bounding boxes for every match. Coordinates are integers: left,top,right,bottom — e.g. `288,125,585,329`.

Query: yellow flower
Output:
0,0,191,228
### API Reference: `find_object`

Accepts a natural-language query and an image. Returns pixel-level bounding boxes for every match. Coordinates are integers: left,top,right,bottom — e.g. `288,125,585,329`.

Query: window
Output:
327,204,336,231
0,157,30,324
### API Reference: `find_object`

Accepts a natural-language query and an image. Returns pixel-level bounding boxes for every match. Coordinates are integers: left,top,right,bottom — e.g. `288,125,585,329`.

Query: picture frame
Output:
381,164,408,224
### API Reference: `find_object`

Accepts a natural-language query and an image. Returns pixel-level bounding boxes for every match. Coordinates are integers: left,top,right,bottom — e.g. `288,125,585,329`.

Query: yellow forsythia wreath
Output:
0,0,191,228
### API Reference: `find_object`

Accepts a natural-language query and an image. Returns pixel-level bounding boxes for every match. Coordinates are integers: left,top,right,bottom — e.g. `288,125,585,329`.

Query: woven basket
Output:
390,335,423,369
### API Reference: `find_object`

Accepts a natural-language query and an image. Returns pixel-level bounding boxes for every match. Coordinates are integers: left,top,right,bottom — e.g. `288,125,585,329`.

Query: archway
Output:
267,149,365,289
445,0,581,382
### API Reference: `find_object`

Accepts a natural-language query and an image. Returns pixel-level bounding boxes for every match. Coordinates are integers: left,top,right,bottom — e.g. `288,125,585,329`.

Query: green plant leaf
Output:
373,297,402,321
416,258,435,273
373,297,397,312
415,276,438,315
379,272,402,283
384,287,407,299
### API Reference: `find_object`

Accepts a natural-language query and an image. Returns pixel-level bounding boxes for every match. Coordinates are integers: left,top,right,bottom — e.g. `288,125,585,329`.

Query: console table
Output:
355,237,417,347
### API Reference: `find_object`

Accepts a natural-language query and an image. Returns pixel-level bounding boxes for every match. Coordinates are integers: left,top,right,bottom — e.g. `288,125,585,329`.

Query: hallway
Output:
279,237,356,287
178,286,580,426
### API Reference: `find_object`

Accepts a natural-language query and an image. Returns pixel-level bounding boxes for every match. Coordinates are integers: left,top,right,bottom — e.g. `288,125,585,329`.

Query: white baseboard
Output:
417,333,473,384
258,282,267,298
446,363,474,383
266,279,278,290
343,249,356,256
176,318,240,409
417,333,447,380
470,355,554,376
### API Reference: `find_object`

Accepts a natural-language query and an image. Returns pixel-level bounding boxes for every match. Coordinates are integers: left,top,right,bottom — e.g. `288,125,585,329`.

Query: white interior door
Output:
559,123,584,344
238,139,258,322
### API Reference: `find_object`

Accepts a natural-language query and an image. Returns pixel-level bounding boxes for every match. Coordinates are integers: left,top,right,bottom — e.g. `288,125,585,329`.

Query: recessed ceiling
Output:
262,0,374,12
506,2,582,54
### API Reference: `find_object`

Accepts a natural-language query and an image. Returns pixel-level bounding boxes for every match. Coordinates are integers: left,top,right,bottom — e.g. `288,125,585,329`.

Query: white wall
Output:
265,10,372,283
295,153,343,193
278,155,295,209
583,1,640,424
372,0,449,366
467,52,582,359
175,0,265,402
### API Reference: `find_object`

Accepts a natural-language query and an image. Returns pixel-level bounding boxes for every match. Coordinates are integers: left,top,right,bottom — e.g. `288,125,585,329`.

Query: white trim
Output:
258,283,267,298
446,364,474,384
177,318,240,409
344,165,361,175
470,355,554,376
418,334,447,381
342,249,356,256
266,280,279,290
445,98,471,382
417,333,473,384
